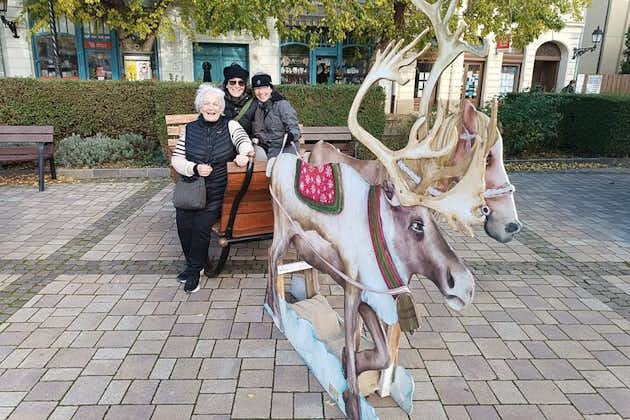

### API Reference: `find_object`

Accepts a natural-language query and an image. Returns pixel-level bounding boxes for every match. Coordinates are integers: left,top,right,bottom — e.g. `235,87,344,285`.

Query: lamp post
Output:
572,26,604,60
0,0,20,38
47,0,62,78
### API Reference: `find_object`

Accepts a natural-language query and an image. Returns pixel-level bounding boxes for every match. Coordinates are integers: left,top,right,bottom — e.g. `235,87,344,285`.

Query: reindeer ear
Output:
382,181,402,207
462,100,478,135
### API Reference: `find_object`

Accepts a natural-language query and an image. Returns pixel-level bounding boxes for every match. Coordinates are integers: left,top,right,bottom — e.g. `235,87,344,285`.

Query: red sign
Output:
83,40,112,50
496,35,511,50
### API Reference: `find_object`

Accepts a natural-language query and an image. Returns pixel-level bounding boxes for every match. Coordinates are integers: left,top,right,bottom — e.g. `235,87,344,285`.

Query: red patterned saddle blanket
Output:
294,160,343,214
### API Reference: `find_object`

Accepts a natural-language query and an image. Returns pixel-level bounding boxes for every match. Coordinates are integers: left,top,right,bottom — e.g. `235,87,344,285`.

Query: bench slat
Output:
220,211,274,238
0,134,53,143
300,126,350,134
165,114,197,125
0,126,54,135
302,134,352,142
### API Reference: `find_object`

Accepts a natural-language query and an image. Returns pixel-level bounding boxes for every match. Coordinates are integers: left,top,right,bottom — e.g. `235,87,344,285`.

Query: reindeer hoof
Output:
343,389,361,419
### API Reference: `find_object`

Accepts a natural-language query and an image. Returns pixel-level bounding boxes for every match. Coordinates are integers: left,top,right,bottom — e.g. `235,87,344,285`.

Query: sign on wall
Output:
584,75,602,94
124,55,152,81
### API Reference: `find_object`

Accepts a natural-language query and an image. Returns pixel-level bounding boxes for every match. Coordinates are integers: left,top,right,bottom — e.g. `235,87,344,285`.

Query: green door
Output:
193,43,248,83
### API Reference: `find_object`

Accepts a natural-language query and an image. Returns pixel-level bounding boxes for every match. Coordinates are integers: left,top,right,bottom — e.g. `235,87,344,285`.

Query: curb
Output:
57,167,170,179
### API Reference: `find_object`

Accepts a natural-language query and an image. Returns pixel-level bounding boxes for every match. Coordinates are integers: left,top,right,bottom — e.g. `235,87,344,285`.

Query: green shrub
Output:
57,133,135,167
118,133,167,166
498,92,630,157
558,94,630,157
498,91,569,156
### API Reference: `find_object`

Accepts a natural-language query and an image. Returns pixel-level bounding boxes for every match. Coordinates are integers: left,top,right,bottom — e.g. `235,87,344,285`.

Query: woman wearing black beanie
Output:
222,63,253,121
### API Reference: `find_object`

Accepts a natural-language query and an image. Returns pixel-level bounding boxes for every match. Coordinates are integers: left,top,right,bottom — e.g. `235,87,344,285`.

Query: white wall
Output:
1,0,35,77
159,17,280,82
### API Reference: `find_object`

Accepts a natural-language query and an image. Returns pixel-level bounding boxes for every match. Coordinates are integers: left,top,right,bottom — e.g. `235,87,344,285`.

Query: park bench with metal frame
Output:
0,125,56,191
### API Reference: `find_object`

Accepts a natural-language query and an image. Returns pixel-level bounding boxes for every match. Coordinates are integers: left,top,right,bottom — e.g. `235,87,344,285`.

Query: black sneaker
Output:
177,270,189,284
184,275,200,294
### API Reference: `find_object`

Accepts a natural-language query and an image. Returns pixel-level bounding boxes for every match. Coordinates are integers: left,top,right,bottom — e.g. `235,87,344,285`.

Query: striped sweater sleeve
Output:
228,120,254,155
171,126,196,177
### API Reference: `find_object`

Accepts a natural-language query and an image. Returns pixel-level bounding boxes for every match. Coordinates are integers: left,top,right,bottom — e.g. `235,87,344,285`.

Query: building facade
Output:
577,0,630,75
1,2,587,113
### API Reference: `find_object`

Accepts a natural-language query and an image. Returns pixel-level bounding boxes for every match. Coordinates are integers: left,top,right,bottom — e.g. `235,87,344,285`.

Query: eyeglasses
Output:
228,79,246,86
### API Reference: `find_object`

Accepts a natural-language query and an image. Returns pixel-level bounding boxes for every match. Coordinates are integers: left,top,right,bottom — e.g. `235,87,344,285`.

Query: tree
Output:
24,0,313,44
621,26,630,74
25,0,589,49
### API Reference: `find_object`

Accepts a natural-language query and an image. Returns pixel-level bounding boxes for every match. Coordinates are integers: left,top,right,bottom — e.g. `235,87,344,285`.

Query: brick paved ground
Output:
0,168,629,419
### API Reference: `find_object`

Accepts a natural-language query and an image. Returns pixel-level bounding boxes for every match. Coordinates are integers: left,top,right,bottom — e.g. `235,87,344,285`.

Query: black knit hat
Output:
223,63,249,82
252,73,273,88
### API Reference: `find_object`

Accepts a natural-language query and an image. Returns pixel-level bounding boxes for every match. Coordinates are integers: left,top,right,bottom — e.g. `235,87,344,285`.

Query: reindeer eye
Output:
486,154,493,166
410,220,424,233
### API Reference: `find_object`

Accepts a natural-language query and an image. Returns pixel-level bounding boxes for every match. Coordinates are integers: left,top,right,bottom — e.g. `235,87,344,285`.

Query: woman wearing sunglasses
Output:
221,63,253,121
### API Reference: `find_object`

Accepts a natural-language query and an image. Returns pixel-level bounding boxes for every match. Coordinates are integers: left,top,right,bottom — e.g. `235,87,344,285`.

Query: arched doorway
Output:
532,42,561,92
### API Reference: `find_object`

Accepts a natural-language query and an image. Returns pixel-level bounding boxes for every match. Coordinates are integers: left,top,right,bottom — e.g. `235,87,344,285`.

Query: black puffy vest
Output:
185,115,236,207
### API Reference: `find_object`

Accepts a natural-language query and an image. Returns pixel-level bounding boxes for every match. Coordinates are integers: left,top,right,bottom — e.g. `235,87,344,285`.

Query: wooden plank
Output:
167,126,183,136
0,134,53,143
222,198,272,215
301,126,350,134
0,126,53,134
226,172,270,190
219,210,274,234
165,114,197,125
226,161,268,173
302,134,352,142
278,261,313,275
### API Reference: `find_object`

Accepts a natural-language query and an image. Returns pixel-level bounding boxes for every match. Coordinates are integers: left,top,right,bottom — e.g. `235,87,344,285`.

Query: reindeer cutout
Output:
264,0,509,418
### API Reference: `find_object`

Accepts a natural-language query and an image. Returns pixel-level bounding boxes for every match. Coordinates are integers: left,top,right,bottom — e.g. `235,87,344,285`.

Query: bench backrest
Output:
299,125,355,157
0,126,54,143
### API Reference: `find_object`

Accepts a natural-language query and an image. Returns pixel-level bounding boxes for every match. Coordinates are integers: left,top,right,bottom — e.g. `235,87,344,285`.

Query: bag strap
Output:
234,97,254,122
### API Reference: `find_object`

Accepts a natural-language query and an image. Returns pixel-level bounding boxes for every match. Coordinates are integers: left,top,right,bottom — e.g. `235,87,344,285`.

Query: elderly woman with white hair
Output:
171,84,254,293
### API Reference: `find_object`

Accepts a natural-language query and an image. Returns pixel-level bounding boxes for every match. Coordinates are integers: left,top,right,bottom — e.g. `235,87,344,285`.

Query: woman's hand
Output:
234,154,249,167
197,164,212,176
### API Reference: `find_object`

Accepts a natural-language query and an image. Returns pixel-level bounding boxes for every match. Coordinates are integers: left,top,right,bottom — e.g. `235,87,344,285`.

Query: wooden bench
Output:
0,126,56,191
166,114,273,275
299,125,357,158
165,115,356,274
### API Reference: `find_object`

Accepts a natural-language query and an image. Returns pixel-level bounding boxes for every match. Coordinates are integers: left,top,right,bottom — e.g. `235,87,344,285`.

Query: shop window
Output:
83,19,116,80
499,64,520,95
341,46,368,84
87,51,113,80
464,61,484,107
281,44,309,84
36,34,79,79
414,61,433,98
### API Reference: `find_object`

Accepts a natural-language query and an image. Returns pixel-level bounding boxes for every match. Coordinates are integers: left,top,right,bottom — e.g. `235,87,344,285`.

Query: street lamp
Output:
0,0,20,38
572,26,604,60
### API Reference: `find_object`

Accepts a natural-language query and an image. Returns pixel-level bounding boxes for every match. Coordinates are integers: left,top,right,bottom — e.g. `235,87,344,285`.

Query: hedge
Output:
0,78,386,160
498,91,630,157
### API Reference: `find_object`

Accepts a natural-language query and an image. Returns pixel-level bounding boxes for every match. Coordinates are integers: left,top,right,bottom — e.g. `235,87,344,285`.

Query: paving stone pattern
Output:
0,169,628,419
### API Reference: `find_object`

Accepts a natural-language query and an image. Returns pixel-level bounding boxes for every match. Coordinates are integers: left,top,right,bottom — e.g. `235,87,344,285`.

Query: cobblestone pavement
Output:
0,168,629,419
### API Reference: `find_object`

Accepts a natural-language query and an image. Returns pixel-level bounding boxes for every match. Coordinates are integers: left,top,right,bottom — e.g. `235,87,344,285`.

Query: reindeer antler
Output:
409,0,490,142
347,5,498,230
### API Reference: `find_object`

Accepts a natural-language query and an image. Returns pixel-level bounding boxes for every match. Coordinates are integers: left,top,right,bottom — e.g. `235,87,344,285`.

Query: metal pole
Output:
47,0,61,78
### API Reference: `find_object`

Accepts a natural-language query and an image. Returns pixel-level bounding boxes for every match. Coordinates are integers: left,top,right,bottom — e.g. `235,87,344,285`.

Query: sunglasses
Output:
228,79,246,86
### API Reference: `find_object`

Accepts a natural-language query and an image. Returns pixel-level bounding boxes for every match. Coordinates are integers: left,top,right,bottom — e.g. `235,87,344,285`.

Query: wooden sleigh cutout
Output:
265,261,415,419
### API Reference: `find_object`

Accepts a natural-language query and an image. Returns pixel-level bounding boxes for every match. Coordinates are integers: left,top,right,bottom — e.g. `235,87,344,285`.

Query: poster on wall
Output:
584,75,602,94
124,55,152,81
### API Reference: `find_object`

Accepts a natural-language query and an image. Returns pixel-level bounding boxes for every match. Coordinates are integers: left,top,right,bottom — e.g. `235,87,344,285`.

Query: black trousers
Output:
176,202,221,275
